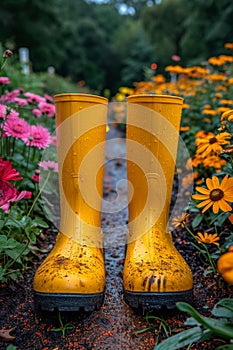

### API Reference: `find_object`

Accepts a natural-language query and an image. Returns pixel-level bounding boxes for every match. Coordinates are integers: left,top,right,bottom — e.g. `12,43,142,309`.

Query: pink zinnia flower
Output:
38,101,55,118
14,97,28,106
3,116,30,142
39,160,58,172
32,108,42,118
1,89,22,103
26,125,51,149
0,104,7,119
0,77,11,85
8,109,19,119
24,92,45,104
44,94,54,103
0,158,22,184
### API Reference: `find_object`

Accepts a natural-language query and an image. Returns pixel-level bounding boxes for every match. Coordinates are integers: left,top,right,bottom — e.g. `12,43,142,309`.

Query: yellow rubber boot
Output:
33,93,108,311
123,94,193,310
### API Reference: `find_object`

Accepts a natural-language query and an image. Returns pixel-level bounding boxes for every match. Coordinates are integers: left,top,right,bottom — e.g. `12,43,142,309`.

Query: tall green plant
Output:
154,299,233,349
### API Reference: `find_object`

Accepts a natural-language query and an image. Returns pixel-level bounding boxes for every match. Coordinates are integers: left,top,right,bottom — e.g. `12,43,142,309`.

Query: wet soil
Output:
0,126,233,350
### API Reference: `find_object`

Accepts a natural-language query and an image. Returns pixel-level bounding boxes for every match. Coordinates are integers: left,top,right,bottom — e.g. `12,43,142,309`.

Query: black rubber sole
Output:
124,289,193,312
34,291,105,312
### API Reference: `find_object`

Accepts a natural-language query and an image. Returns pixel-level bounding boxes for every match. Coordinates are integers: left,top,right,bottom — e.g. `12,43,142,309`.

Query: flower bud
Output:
3,49,13,58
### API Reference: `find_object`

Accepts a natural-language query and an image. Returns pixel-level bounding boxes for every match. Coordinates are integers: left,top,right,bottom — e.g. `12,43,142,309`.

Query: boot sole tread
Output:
124,289,193,312
34,291,104,312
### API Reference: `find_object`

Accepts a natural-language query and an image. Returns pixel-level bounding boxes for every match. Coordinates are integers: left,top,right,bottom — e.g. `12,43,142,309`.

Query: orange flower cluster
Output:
208,55,233,66
190,130,229,172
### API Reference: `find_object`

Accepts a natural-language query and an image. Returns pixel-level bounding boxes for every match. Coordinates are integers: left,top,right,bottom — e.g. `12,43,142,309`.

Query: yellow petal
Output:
195,187,210,195
220,174,230,191
197,232,205,240
206,177,215,190
213,201,220,214
219,199,232,212
196,199,212,207
202,201,214,213
192,193,210,200
224,193,233,201
212,176,220,188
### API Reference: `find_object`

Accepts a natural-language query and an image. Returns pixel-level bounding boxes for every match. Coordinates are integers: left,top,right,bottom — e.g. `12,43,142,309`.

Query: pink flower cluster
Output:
0,77,10,85
0,158,32,213
0,77,57,213
1,109,51,149
0,83,56,150
0,83,55,118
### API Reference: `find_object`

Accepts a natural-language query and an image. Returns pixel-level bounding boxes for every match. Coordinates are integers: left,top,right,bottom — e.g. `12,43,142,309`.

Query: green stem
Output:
6,137,10,157
0,57,7,72
201,243,217,273
184,224,196,239
25,144,31,174
27,171,51,217
1,209,11,230
11,137,16,157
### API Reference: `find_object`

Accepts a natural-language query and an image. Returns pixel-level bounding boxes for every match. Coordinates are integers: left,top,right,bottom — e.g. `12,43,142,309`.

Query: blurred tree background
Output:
0,0,233,96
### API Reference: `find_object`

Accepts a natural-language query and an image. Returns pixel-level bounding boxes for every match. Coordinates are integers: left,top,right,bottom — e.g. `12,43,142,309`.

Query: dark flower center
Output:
209,137,217,144
210,189,224,201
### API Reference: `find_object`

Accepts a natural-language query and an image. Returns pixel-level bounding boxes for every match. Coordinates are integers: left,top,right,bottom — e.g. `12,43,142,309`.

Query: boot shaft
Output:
54,93,108,245
126,94,183,239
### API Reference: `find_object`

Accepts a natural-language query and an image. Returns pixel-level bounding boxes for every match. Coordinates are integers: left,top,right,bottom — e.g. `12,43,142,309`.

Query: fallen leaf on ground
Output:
0,327,16,341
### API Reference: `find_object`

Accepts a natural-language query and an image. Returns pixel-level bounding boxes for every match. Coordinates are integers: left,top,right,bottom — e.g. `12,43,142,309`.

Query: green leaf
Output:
0,265,6,281
9,271,21,281
184,317,200,326
216,345,233,350
0,220,5,229
5,249,22,264
6,344,17,350
25,227,37,244
212,299,233,318
210,212,230,226
32,217,49,228
192,214,204,228
135,327,153,334
5,219,23,228
153,326,203,350
19,216,31,228
177,302,233,340
0,237,19,250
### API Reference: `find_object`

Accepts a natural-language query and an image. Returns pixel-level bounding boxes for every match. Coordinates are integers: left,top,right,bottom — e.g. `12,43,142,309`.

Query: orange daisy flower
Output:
221,109,233,122
195,232,220,246
202,155,226,169
180,126,190,132
196,132,231,157
202,109,217,116
224,43,233,50
172,213,189,228
192,175,233,214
